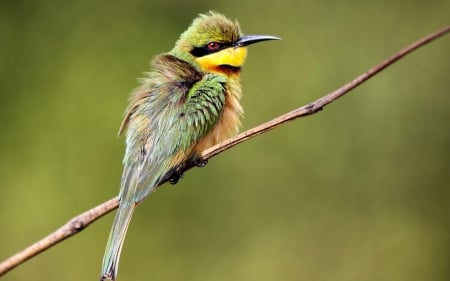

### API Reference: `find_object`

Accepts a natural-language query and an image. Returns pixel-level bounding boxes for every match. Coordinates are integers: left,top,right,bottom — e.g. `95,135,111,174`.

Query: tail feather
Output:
100,201,136,281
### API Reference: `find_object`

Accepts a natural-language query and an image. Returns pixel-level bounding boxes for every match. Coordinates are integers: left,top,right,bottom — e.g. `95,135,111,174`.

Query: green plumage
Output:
101,54,227,280
100,11,279,281
124,54,227,200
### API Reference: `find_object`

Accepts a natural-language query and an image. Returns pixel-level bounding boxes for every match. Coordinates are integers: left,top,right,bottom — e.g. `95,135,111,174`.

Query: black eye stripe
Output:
190,42,233,57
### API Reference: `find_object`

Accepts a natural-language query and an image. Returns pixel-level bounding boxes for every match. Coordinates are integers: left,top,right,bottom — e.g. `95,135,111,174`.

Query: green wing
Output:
120,59,227,203
101,56,228,279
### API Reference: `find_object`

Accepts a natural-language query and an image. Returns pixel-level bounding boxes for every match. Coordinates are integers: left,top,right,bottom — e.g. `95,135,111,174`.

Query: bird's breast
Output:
193,78,243,153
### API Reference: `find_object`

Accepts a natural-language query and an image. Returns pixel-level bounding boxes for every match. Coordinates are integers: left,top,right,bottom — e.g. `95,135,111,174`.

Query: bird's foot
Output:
167,158,207,185
168,172,183,185
194,158,208,167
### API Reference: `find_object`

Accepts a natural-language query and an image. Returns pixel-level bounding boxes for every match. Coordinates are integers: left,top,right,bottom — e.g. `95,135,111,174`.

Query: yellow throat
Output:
195,46,248,73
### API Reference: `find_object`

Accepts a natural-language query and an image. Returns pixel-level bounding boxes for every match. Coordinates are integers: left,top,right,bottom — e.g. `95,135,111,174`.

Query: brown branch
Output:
202,25,450,158
1,25,449,277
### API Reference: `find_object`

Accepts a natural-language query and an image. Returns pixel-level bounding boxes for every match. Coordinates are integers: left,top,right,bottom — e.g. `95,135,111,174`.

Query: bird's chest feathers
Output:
193,79,243,153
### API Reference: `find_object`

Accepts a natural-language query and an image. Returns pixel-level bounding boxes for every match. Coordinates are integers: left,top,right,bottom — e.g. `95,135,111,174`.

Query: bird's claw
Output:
169,172,183,185
194,158,208,167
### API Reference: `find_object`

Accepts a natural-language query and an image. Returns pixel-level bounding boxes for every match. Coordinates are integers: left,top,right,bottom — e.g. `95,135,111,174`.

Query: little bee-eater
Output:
100,11,279,281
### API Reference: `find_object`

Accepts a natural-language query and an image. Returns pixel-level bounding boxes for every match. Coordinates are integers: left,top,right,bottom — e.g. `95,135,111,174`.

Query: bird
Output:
100,11,279,281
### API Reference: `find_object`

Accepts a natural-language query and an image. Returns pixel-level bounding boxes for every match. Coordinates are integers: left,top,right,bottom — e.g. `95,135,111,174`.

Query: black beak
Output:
234,34,281,47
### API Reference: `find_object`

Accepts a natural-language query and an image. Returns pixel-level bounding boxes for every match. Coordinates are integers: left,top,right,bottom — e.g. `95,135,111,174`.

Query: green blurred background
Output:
1,1,449,280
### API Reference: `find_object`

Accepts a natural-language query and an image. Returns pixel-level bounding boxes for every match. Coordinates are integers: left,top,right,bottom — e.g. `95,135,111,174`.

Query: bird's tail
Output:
100,201,136,281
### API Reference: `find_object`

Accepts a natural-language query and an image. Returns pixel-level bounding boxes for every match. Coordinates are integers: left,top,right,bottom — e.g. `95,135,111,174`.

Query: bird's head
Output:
171,12,280,74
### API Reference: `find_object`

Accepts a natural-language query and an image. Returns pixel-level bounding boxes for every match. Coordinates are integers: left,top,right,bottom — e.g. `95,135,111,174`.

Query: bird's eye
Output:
207,42,220,51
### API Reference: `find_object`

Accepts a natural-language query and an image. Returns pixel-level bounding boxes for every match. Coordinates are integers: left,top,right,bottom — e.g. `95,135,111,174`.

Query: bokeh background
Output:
1,1,449,281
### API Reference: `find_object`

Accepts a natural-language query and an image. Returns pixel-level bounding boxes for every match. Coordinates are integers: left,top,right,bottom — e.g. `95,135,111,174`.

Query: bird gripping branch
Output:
100,11,279,281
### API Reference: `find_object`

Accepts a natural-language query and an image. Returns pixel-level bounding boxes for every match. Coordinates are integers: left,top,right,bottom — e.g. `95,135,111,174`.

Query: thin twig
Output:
0,25,449,277
202,25,450,158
